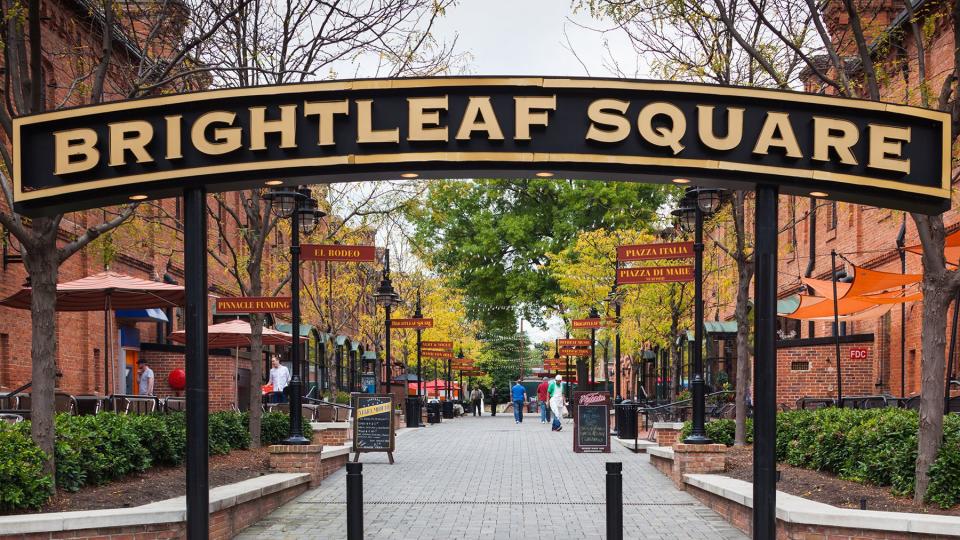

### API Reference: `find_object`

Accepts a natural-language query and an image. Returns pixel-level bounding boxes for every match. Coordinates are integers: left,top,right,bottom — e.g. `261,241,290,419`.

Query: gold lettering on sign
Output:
753,112,802,158
108,120,154,166
54,128,99,175
586,99,630,143
165,115,183,160
813,117,859,165
697,105,743,151
637,102,685,154
249,105,297,150
408,96,449,142
303,100,349,146
456,97,504,140
514,96,556,140
356,99,399,144
868,124,911,174
192,111,242,155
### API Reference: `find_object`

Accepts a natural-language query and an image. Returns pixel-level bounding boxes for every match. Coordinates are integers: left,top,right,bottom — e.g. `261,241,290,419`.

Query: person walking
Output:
268,356,290,404
511,380,527,424
470,387,483,416
490,385,498,416
549,375,565,431
137,360,155,396
537,377,550,424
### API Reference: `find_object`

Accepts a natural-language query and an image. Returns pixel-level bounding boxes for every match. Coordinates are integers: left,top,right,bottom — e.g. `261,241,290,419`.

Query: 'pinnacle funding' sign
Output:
13,77,950,215
215,296,291,313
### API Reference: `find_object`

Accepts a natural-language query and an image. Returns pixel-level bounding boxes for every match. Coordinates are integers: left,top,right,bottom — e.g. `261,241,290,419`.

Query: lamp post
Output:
264,186,324,445
675,187,722,445
407,290,424,427
589,306,600,389
374,249,401,398
607,281,624,434
458,349,465,401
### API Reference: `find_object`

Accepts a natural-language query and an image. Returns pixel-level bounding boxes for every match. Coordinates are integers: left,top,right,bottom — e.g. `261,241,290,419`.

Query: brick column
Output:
654,421,685,447
269,444,324,487
671,443,727,490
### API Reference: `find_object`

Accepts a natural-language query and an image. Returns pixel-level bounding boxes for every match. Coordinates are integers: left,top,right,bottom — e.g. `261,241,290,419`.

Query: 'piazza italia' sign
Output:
12,77,950,215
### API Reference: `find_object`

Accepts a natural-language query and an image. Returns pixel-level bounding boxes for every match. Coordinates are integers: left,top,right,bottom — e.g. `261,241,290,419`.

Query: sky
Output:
433,0,640,77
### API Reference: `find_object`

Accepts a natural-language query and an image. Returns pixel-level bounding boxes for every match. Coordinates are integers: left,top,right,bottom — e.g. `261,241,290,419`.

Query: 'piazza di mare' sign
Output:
12,77,951,215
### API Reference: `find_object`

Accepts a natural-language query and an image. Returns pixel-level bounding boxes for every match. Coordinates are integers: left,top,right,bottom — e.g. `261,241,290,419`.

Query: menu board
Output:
351,393,395,463
573,391,610,453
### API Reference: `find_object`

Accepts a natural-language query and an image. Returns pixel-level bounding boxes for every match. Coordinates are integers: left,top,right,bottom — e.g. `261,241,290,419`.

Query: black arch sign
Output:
13,77,952,215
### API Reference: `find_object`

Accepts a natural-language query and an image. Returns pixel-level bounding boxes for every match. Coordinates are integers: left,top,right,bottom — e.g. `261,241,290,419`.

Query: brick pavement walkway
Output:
238,414,746,540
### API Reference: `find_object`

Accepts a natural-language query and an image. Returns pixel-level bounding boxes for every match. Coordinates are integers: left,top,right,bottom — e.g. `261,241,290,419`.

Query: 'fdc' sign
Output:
13,77,950,215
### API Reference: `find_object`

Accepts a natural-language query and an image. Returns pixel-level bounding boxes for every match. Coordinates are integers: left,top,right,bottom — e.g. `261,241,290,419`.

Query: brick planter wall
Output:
312,425,351,446
671,443,727,489
269,444,324,487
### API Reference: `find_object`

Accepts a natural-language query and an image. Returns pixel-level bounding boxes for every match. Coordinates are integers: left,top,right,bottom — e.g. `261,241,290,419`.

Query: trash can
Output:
618,400,638,439
441,400,454,419
405,396,422,428
427,402,442,424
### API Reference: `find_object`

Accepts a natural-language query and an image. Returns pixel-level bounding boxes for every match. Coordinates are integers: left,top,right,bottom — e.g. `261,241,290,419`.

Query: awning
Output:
704,321,737,334
362,351,377,360
906,228,960,266
115,308,169,323
335,335,349,346
275,323,313,337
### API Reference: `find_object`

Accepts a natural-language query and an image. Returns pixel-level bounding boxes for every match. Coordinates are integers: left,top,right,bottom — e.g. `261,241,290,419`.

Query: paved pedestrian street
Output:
238,414,746,540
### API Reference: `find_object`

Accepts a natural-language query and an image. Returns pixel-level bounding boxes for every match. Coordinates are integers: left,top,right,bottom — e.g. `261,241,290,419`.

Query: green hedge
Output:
0,410,311,511
680,418,753,446
776,409,960,508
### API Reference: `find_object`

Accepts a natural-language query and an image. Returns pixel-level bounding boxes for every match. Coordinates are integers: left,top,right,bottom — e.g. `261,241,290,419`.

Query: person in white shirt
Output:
137,361,155,396
268,356,291,403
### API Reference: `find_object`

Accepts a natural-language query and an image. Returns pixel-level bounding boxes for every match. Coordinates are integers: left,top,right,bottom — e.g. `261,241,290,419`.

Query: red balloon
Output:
168,368,186,391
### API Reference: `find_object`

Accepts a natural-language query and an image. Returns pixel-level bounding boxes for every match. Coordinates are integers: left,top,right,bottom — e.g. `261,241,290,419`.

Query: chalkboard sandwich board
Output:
573,391,611,453
351,393,395,464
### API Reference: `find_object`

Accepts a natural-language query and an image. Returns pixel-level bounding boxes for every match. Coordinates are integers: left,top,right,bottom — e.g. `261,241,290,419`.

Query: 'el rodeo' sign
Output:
12,77,950,215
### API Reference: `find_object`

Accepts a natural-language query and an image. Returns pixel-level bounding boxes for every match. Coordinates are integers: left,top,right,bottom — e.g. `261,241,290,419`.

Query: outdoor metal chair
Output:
164,397,186,413
948,396,960,414
53,392,76,415
73,396,103,415
902,396,921,410
13,393,30,410
108,394,158,415
0,413,23,424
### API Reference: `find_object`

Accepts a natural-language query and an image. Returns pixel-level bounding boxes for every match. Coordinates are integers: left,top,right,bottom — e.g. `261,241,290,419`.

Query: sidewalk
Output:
237,414,746,539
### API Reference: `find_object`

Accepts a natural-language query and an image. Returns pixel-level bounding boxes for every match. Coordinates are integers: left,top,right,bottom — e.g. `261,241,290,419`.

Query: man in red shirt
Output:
537,377,551,424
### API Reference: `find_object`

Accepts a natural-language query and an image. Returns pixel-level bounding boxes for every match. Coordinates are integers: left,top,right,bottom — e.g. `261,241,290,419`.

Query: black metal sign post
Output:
753,184,779,540
183,187,208,539
10,77,950,539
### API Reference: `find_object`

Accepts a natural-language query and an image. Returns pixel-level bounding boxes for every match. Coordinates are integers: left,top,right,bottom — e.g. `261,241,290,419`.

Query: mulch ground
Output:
23,448,271,515
722,445,960,516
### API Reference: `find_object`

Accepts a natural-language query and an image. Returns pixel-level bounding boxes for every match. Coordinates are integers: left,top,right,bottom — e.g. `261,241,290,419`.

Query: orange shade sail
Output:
782,265,921,320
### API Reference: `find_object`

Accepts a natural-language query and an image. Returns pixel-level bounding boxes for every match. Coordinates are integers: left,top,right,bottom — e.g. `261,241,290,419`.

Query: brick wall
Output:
777,336,877,406
140,347,238,411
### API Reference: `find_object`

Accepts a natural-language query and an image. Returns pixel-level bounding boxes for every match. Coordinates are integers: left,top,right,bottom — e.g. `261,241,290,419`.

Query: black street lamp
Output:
675,186,723,445
264,186,324,445
374,249,401,398
407,290,424,427
588,306,600,389
607,281,624,434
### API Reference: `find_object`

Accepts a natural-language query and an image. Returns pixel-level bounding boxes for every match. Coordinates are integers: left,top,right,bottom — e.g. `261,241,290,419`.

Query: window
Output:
790,361,810,371
0,333,7,385
826,201,838,231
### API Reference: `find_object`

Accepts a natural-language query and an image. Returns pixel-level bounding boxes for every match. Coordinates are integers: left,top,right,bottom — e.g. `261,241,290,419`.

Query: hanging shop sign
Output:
559,347,591,356
558,338,592,347
301,244,376,262
421,349,453,359
617,242,694,261
421,341,453,349
460,370,486,377
573,391,611,453
572,318,616,329
617,265,695,284
215,296,291,313
390,318,434,329
13,77,951,216
351,393,395,464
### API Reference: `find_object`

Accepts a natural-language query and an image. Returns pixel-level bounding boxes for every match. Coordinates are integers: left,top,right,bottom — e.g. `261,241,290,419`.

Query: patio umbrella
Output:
169,319,305,348
0,271,185,394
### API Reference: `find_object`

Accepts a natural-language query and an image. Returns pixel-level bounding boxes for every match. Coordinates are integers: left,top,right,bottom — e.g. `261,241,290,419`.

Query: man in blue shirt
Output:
511,380,527,424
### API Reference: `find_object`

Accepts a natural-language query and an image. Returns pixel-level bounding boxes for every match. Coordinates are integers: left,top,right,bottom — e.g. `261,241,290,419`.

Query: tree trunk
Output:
914,270,952,501
734,259,754,445
26,222,60,481
248,312,264,449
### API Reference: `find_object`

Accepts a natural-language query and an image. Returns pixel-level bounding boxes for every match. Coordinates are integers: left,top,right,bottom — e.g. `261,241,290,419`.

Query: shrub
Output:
840,408,918,492
56,413,151,486
0,425,53,511
927,414,960,508
260,411,314,446
680,418,752,446
209,411,250,455
128,414,183,466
